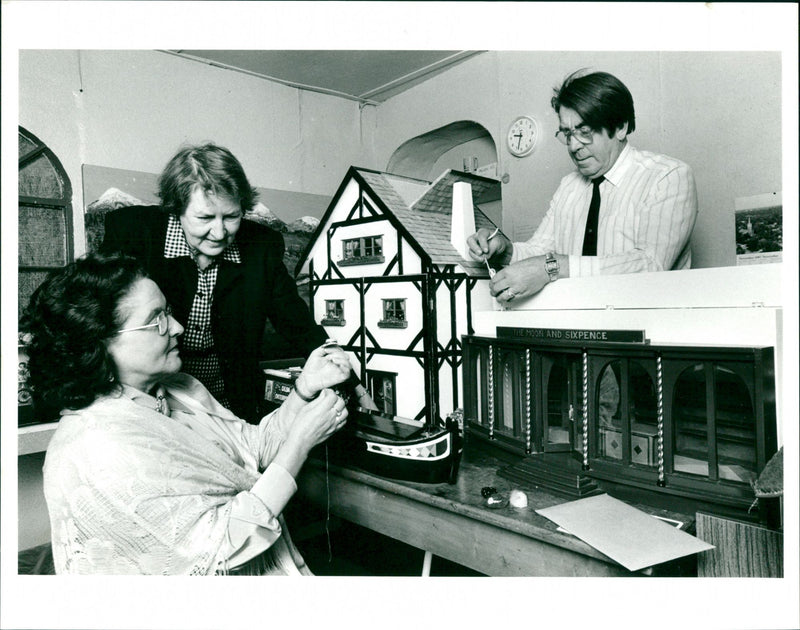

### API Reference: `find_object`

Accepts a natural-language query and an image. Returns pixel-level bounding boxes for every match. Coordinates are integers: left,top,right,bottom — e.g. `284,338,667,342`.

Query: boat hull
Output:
324,410,462,484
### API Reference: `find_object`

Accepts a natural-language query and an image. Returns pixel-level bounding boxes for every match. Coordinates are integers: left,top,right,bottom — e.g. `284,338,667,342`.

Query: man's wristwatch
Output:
544,252,559,282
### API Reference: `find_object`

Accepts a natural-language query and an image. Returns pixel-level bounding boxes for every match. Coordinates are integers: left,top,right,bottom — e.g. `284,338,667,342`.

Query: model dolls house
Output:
295,167,500,482
297,167,499,425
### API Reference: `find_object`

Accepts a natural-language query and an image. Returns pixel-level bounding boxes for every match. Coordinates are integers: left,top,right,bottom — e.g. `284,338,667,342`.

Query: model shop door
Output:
541,353,582,454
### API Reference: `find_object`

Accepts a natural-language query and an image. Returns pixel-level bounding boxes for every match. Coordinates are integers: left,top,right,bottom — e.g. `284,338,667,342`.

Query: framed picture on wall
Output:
735,192,782,266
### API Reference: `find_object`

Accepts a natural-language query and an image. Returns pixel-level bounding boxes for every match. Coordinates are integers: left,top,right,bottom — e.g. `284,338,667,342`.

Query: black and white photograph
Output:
735,191,783,265
2,3,798,630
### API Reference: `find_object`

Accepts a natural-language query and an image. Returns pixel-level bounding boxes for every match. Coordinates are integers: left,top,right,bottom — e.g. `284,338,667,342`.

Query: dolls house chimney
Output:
450,181,475,260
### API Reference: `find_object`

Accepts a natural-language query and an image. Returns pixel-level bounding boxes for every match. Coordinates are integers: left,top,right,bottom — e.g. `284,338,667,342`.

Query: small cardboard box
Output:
263,367,300,404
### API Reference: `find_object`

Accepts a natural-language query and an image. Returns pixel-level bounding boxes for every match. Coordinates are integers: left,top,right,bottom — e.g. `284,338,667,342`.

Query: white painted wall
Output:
375,51,782,270
19,50,782,269
18,453,49,550
19,50,371,256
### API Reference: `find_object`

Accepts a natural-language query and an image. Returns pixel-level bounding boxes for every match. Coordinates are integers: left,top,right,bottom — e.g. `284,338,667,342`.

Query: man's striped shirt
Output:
511,143,698,277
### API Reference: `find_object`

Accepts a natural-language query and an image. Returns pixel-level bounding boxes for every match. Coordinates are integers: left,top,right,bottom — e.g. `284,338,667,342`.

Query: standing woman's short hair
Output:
22,253,147,419
157,143,258,216
551,70,636,136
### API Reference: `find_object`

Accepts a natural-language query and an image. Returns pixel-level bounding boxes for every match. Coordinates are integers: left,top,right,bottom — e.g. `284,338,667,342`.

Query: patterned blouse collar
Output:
164,213,242,264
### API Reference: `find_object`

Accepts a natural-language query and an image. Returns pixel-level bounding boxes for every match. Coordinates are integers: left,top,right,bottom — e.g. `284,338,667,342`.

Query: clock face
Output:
507,116,538,157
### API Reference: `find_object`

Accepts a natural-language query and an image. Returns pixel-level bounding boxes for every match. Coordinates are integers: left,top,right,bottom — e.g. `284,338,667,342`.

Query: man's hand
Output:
489,256,550,305
467,228,511,263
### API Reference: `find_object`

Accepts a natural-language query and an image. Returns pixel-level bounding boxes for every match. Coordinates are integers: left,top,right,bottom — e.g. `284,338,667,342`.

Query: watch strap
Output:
545,252,559,282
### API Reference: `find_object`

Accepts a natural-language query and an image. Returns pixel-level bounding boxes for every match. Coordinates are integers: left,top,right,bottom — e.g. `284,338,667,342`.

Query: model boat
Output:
325,407,463,484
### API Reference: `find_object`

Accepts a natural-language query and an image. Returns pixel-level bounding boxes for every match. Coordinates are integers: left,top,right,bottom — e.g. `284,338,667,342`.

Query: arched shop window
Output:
673,363,757,484
18,127,73,320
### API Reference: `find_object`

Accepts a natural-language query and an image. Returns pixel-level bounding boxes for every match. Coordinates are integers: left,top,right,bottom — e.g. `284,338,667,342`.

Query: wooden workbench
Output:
296,447,695,577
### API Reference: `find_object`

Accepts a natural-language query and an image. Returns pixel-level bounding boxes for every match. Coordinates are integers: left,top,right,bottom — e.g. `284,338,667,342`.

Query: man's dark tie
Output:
582,176,605,256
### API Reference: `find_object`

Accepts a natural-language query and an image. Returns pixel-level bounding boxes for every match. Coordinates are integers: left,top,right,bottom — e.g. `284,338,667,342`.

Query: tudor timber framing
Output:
303,167,491,426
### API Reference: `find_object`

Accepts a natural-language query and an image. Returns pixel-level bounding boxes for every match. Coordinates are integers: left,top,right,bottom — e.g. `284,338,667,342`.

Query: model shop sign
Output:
496,327,646,344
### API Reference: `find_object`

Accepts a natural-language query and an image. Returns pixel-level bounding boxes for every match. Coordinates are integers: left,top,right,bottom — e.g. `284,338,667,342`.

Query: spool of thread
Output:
509,489,528,508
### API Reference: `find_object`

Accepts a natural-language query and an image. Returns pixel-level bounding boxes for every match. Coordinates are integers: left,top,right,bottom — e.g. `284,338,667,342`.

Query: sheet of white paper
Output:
536,493,714,571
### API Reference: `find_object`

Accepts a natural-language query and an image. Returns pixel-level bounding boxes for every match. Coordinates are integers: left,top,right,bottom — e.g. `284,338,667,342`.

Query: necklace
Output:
156,392,169,416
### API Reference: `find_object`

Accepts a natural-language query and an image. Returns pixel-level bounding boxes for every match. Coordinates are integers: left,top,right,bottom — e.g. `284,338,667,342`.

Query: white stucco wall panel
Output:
363,281,424,351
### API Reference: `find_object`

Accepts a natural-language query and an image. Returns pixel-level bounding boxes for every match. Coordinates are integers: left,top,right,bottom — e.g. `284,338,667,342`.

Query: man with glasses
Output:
467,70,698,304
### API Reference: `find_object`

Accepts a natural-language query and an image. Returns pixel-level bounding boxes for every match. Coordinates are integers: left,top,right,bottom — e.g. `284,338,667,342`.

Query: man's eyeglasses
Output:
555,125,594,146
117,307,172,336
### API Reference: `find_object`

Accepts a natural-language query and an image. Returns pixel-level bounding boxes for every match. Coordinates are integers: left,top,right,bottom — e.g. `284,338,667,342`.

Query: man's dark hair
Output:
551,70,636,135
22,253,147,419
157,143,258,216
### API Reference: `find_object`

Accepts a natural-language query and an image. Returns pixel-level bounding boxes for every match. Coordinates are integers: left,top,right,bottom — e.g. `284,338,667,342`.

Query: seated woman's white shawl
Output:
43,373,298,575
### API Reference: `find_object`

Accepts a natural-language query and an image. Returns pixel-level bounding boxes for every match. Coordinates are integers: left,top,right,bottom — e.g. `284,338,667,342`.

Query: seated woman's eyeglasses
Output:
117,307,172,336
555,125,594,145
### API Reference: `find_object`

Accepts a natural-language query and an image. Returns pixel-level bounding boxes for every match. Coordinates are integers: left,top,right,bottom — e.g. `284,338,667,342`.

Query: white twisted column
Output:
525,349,532,453
487,345,495,439
656,354,666,486
582,350,589,470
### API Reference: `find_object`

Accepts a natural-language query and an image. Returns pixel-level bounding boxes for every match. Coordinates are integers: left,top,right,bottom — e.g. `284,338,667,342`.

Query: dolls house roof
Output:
297,166,501,277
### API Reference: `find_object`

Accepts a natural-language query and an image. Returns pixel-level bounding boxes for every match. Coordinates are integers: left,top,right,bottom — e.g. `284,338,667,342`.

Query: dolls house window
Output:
597,360,658,468
322,299,345,326
368,370,397,415
672,363,758,484
472,346,488,427
341,235,384,265
379,298,408,328
497,349,525,439
464,343,491,431
499,351,515,434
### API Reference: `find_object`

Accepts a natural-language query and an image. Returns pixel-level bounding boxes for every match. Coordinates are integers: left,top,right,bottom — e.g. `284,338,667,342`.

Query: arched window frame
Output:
18,126,74,322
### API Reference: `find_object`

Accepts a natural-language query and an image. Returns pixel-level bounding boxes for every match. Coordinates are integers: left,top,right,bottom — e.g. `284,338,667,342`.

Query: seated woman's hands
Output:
274,389,348,477
294,343,352,400
289,389,348,450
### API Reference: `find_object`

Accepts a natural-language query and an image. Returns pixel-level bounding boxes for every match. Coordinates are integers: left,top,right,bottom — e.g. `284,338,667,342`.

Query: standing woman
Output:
101,143,373,423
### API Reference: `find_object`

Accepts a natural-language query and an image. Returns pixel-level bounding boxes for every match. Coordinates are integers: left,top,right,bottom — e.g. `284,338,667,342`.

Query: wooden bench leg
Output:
421,550,433,577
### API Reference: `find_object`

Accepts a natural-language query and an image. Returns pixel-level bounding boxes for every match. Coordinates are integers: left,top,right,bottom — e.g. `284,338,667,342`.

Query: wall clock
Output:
506,115,539,157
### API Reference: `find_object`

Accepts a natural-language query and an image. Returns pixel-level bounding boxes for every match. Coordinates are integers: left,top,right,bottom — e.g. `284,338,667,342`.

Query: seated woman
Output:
24,252,352,575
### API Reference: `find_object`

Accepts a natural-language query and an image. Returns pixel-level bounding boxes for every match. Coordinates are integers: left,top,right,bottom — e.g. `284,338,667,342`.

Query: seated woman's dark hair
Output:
551,69,636,136
158,142,258,216
21,252,147,420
